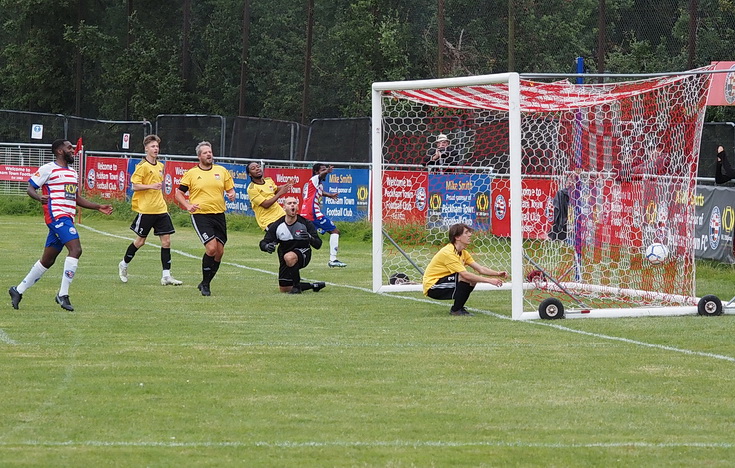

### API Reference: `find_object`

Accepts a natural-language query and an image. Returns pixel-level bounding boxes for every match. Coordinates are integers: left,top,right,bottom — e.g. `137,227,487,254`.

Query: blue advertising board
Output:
427,173,493,230
321,168,370,222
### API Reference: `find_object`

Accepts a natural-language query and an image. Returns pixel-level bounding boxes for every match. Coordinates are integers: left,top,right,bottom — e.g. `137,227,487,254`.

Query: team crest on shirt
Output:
215,173,221,180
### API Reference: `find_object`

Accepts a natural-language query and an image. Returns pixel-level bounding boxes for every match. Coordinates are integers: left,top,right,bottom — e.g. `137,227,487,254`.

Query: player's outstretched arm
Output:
76,194,113,215
468,261,507,278
458,269,503,287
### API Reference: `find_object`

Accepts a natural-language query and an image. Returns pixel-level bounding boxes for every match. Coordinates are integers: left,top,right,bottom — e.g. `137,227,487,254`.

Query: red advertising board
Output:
0,165,37,182
596,180,639,248
162,160,198,202
491,178,554,238
707,61,735,106
263,167,312,206
382,170,428,224
85,156,128,200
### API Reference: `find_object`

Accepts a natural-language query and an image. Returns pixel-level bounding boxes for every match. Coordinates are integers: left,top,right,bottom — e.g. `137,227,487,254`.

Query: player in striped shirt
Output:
8,139,113,312
299,163,346,268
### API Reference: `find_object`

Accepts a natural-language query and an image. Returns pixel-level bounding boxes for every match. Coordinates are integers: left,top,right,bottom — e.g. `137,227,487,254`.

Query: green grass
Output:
1,215,734,467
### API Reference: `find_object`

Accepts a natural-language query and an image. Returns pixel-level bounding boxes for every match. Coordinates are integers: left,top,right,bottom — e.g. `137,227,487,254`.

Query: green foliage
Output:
2,0,735,121
191,1,243,116
0,195,42,215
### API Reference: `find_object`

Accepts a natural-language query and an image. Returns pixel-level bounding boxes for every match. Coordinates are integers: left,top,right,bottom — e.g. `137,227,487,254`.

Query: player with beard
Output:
175,141,236,296
8,139,113,311
246,161,293,231
260,196,326,294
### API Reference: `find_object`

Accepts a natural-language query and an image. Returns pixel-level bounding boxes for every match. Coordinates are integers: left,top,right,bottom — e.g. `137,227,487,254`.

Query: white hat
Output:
436,134,449,142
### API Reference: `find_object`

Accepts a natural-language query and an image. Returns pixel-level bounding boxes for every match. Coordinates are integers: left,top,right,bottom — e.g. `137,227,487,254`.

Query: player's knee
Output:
284,252,297,266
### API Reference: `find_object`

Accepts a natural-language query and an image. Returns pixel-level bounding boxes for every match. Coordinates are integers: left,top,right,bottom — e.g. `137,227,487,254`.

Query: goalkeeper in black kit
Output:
260,196,327,294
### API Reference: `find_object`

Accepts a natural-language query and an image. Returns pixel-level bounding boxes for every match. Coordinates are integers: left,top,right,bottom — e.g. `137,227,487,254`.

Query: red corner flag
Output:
74,137,83,156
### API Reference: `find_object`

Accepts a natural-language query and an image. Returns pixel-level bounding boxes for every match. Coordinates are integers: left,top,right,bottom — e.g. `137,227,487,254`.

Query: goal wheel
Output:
697,295,723,316
538,298,564,320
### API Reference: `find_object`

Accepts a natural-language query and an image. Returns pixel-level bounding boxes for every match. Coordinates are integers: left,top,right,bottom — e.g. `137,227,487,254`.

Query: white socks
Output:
329,233,339,261
59,257,78,296
17,260,48,294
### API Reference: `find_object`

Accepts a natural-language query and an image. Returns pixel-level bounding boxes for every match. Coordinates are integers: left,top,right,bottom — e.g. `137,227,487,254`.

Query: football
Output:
645,243,669,265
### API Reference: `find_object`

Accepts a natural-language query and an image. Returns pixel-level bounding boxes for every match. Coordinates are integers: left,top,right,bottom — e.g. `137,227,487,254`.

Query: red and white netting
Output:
377,68,713,313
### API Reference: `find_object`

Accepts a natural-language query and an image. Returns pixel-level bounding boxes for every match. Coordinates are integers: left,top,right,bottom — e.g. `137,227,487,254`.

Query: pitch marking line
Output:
0,329,18,345
79,224,735,363
0,439,733,449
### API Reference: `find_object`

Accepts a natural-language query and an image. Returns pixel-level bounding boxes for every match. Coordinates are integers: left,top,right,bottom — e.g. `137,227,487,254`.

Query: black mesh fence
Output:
305,118,370,163
66,116,152,152
154,114,226,157
0,111,733,175
0,110,66,144
227,116,305,161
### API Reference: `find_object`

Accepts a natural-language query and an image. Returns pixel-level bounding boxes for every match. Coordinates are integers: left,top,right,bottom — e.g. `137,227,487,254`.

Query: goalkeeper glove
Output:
294,230,311,241
264,242,277,253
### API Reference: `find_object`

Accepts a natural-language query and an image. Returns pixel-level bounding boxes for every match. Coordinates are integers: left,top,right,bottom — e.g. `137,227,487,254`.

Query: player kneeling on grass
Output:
260,196,326,294
422,223,507,316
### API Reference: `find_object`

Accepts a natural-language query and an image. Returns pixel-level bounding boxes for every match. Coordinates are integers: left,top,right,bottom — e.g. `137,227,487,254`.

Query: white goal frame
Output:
371,72,711,320
371,73,525,318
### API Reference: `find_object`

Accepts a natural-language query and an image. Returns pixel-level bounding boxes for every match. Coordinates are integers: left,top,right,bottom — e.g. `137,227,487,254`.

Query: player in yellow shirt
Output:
423,223,507,316
246,161,293,231
118,135,182,286
174,141,236,296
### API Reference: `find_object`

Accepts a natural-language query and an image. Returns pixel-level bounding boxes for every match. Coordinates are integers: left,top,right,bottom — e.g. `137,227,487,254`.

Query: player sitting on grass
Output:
260,196,326,294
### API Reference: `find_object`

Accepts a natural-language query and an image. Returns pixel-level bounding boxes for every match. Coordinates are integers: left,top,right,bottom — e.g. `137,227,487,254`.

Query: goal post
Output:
371,72,523,313
371,68,713,320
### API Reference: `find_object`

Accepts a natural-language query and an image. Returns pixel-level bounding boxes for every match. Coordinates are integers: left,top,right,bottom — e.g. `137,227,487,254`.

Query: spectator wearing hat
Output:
424,133,458,171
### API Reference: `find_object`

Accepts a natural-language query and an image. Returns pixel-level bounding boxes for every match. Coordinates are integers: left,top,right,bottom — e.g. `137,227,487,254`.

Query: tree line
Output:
1,0,734,124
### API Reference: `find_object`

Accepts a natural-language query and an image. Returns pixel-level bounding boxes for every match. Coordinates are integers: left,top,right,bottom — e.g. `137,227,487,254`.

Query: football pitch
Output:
1,215,734,466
